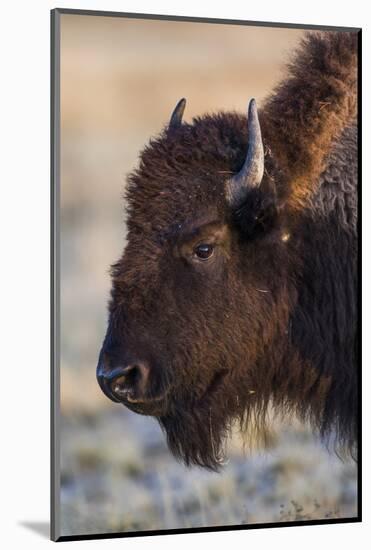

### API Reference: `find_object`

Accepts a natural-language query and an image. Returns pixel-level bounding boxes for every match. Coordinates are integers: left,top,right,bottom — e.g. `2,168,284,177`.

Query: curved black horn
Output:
169,98,186,129
226,99,264,208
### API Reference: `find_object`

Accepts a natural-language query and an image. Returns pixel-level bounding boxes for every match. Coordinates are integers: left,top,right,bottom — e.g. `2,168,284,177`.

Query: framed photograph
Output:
51,8,361,542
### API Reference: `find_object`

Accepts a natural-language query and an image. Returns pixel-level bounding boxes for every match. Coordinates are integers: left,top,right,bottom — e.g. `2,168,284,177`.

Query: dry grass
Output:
60,408,357,536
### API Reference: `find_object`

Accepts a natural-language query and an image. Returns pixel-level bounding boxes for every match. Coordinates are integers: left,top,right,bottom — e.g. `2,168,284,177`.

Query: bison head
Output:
97,99,295,469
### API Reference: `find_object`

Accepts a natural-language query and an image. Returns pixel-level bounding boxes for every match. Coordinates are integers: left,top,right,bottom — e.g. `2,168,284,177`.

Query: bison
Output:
97,31,358,470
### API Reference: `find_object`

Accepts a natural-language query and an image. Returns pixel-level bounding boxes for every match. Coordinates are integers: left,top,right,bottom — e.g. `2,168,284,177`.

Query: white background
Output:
0,0,368,548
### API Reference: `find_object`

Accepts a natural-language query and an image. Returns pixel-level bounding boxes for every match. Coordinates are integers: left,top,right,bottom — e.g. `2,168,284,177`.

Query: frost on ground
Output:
60,402,357,537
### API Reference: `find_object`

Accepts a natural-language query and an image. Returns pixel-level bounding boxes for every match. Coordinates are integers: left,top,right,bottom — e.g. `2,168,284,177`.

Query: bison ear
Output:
169,98,186,130
232,183,278,238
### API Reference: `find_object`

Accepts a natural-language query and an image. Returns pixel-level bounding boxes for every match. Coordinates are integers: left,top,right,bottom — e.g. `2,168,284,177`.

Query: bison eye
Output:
194,243,214,261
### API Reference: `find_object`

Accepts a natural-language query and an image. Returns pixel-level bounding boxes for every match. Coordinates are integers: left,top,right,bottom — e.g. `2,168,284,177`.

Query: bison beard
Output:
158,365,265,470
159,399,233,471
97,31,358,470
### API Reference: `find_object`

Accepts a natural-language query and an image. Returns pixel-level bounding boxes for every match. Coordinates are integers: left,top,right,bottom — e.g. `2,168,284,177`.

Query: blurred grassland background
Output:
59,14,357,537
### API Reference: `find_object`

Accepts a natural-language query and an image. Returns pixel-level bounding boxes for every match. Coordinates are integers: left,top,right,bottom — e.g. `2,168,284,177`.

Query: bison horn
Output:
226,99,264,208
169,98,186,129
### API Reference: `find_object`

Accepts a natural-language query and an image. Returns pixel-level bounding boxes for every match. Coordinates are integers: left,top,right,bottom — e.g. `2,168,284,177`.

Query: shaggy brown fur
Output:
97,31,359,470
261,31,357,210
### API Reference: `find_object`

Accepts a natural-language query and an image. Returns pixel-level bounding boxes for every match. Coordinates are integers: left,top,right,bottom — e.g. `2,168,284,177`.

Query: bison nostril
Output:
111,363,150,401
113,370,137,394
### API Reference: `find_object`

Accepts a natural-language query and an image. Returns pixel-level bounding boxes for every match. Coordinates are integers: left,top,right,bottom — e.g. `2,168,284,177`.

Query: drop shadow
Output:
19,521,50,539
